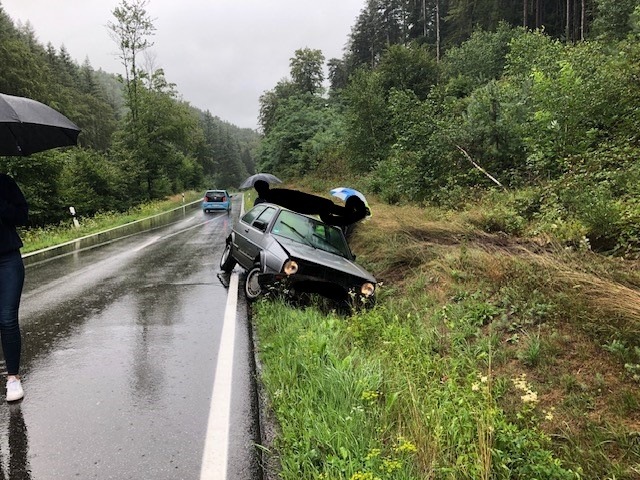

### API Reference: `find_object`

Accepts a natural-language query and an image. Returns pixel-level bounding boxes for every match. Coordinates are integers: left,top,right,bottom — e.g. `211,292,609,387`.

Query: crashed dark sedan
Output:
220,203,376,306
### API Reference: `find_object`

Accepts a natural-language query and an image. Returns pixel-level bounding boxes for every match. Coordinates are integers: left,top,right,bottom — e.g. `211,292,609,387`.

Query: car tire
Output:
244,265,262,301
220,243,237,272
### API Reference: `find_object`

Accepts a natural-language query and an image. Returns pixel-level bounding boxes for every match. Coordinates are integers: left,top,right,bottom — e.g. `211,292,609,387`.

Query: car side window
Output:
252,206,277,231
241,205,267,225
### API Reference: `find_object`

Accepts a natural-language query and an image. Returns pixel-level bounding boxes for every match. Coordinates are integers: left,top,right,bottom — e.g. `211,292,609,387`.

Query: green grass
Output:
255,302,419,480
251,187,640,479
19,191,202,253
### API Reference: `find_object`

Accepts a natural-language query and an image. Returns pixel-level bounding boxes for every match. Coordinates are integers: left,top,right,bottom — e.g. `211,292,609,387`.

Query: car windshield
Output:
271,210,352,258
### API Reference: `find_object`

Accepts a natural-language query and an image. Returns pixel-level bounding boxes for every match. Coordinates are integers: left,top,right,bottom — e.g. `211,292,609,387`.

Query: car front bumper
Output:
257,272,375,306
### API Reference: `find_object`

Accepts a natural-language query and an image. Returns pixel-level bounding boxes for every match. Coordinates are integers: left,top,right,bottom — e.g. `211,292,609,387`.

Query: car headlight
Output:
360,282,375,297
283,259,299,275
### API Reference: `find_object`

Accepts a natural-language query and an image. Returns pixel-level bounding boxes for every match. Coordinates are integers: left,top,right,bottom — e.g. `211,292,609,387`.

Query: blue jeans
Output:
0,250,24,376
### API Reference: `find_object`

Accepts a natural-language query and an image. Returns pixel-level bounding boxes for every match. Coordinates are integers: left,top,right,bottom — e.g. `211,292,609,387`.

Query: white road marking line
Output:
132,235,162,252
133,219,219,252
200,271,239,480
160,218,218,240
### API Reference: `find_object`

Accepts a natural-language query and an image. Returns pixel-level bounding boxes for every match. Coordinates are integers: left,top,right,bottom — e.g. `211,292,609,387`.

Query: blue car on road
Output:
202,189,231,213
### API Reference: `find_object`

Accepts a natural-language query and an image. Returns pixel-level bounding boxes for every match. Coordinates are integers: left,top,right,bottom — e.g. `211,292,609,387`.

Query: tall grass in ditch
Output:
253,295,579,479
254,301,419,479
253,197,640,478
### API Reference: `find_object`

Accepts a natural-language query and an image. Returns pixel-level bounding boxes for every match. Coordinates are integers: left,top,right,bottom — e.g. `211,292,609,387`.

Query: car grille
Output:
295,261,359,288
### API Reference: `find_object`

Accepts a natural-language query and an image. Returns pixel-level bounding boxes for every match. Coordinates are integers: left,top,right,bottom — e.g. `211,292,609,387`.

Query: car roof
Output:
249,203,352,238
251,202,324,222
205,189,227,193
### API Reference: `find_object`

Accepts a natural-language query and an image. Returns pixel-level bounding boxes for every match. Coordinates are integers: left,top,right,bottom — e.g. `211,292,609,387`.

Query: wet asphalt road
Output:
0,202,261,479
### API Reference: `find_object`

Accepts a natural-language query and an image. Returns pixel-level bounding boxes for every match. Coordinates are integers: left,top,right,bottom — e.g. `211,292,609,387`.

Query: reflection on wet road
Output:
0,205,260,479
0,404,31,479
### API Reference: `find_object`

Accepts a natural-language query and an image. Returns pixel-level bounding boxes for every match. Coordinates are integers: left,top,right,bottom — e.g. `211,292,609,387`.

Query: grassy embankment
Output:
250,180,640,479
19,191,202,254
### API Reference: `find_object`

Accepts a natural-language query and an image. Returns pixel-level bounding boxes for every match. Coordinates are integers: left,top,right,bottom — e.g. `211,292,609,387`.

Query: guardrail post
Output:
69,206,80,229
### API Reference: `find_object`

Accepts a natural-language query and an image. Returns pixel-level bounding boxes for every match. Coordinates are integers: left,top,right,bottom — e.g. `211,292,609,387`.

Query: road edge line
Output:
199,271,239,480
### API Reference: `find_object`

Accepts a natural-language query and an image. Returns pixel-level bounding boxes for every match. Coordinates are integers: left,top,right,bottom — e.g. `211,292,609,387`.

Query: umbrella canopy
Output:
330,187,372,217
0,93,80,156
330,187,367,203
239,172,283,190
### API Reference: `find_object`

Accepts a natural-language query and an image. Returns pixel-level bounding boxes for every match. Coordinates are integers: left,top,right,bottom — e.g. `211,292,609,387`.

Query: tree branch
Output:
455,145,507,191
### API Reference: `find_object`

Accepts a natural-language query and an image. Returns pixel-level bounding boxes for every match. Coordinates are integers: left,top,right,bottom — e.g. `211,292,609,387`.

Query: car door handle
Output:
244,228,249,233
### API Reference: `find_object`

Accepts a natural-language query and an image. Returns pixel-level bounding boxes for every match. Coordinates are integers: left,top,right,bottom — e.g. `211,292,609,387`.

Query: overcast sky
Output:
1,0,365,130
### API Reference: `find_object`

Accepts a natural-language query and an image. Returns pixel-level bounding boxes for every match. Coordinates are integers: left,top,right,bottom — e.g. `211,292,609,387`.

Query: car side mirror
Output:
253,219,268,232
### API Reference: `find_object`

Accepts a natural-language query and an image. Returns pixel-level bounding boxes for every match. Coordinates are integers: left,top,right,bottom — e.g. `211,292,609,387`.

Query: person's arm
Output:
320,212,358,227
320,200,367,227
0,177,28,226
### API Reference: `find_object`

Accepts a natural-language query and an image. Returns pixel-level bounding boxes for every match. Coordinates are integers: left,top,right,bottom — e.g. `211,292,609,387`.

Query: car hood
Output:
272,236,376,283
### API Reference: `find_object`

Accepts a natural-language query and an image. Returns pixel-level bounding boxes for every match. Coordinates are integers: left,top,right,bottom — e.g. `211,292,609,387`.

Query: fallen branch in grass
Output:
455,145,507,192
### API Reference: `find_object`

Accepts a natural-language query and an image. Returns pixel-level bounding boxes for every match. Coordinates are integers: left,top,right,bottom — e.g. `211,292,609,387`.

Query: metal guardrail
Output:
22,199,202,266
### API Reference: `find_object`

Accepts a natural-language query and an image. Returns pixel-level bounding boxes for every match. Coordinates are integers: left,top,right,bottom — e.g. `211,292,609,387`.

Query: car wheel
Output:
244,265,262,301
220,243,237,272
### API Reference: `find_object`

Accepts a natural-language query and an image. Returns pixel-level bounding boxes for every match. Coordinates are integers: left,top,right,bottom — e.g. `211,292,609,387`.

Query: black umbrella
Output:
239,172,283,190
0,93,80,156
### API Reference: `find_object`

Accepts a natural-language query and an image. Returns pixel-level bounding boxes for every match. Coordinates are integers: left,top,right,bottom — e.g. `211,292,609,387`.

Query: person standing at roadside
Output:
0,173,28,402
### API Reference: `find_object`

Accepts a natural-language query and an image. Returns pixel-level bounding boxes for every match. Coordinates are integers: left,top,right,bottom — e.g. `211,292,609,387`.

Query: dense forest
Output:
0,0,260,226
257,0,640,257
2,0,639,256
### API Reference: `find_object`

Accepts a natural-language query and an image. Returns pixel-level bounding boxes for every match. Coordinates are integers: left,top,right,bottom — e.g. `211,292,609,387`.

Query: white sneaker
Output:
6,377,24,402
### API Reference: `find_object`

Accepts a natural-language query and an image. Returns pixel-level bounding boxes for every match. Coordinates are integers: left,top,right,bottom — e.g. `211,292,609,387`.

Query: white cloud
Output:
2,0,363,129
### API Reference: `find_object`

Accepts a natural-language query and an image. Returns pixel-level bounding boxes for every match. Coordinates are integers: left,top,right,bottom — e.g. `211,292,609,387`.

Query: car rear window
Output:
204,191,226,202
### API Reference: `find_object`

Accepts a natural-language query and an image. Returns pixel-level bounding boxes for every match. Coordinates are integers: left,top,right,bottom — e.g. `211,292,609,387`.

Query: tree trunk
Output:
573,0,579,41
436,0,441,62
566,0,571,42
581,0,586,40
523,0,527,27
